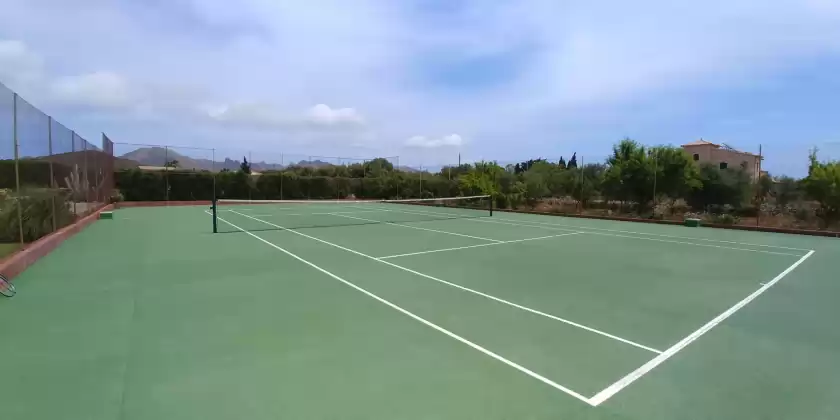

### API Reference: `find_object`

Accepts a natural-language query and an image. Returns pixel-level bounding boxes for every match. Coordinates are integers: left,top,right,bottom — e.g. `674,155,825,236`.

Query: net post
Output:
489,194,493,216
212,198,218,233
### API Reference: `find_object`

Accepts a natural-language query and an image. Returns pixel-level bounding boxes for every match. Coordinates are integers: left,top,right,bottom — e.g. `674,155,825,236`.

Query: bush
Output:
709,213,740,225
0,188,75,243
734,206,758,218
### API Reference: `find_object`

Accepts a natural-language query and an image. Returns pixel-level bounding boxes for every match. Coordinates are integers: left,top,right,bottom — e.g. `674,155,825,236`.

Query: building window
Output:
720,162,728,170
741,161,748,169
693,154,699,161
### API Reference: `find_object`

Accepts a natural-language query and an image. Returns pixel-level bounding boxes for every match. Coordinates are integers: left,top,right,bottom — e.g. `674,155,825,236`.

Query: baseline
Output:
588,249,815,406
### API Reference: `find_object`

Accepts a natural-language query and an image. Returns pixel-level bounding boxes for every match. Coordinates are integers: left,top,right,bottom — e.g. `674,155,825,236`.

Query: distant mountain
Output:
120,147,206,170
119,147,424,173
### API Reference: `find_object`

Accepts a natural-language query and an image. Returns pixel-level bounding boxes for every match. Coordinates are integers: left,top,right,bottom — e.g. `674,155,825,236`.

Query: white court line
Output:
588,249,815,406
244,210,388,218
375,206,812,253
329,212,503,243
371,208,804,258
464,218,804,257
229,210,662,355
206,211,592,405
380,233,583,259
491,215,813,252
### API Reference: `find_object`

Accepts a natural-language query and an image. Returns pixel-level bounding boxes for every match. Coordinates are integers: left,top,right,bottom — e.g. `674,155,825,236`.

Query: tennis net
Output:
212,195,493,233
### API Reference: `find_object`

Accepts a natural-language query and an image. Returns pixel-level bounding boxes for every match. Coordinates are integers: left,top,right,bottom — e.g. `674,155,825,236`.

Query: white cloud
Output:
405,134,464,148
0,40,44,87
201,102,283,127
307,104,364,125
202,102,365,129
50,71,134,108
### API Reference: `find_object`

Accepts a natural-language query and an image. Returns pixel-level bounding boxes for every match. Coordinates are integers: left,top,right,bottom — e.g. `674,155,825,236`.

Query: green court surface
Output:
2,203,840,420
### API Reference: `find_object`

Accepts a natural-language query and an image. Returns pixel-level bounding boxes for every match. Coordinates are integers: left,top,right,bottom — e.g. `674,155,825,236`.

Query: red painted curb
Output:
0,204,114,281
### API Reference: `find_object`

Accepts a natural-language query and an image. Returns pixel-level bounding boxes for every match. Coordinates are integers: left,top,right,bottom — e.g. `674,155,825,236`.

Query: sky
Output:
1,0,840,176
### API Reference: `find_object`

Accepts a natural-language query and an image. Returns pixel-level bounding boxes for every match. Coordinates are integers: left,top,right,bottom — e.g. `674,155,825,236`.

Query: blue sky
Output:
1,0,840,176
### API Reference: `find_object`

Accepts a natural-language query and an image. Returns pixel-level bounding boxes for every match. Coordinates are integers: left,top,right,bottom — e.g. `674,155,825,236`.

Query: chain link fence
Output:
0,81,113,254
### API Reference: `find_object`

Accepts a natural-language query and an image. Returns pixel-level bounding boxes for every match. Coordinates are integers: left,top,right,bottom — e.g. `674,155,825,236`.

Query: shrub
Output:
0,188,75,243
709,213,740,225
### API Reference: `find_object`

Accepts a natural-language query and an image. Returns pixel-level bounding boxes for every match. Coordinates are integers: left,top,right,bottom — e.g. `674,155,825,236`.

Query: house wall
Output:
682,145,761,180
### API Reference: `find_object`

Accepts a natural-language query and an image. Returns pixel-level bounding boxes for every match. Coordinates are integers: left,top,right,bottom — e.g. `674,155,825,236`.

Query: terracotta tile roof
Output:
682,139,719,147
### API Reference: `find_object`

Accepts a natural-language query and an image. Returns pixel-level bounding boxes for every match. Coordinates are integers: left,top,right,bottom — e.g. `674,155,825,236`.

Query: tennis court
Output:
2,198,839,420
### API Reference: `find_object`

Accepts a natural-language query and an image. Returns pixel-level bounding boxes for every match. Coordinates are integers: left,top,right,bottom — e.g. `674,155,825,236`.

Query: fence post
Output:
83,139,89,209
280,153,284,200
48,116,56,232
71,131,77,216
164,146,169,201
13,93,23,244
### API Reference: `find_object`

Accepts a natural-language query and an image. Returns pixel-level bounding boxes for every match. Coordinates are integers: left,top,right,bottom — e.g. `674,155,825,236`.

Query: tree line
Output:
113,138,840,228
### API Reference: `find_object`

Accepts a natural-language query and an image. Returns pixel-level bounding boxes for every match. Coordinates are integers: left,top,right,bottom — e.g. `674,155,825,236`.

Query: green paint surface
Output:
1,204,839,419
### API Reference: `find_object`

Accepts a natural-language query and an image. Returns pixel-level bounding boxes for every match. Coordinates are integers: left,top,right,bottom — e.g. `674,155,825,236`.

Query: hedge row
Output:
115,169,461,201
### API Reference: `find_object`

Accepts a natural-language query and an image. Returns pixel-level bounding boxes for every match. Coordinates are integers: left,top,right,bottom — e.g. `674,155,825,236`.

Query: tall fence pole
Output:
579,155,585,213
420,165,423,198
13,93,23,244
280,153,284,200
83,140,89,209
652,151,658,211
71,131,77,216
756,144,763,227
164,146,169,201
212,149,216,202
48,116,56,232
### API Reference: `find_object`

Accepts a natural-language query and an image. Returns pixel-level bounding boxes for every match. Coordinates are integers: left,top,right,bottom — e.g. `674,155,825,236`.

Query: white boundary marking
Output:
379,233,583,259
492,215,812,252
375,206,812,254
244,209,389,218
228,210,662,354
209,211,592,404
423,215,804,258
329,212,503,243
588,249,815,406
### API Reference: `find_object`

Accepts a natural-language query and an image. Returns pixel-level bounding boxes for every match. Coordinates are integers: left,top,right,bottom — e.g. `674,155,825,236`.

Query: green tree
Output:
458,161,503,196
802,151,840,227
602,138,656,210
649,146,701,201
572,163,605,206
365,158,394,176
240,157,251,174
754,172,774,209
567,153,578,169
772,176,801,208
687,164,753,211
